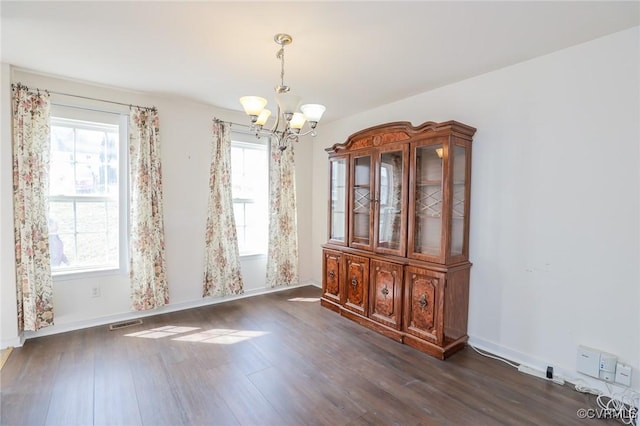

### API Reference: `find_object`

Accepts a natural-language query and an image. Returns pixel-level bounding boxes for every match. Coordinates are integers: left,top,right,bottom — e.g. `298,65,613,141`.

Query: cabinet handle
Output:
351,278,358,287
419,294,428,309
381,286,389,296
328,271,335,279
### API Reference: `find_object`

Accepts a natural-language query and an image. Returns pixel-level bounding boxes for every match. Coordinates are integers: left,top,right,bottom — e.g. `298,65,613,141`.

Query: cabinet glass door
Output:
412,144,444,260
350,155,372,249
328,157,347,244
450,144,468,258
375,148,407,255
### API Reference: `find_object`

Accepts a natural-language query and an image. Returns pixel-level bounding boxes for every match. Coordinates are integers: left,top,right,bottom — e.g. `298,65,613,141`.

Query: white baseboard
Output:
468,335,640,404
307,279,321,288
1,336,23,350
21,281,319,343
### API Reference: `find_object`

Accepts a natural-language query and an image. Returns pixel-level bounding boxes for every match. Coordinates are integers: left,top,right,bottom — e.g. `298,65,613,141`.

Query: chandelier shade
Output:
300,104,326,124
275,92,302,115
289,112,306,130
239,33,326,151
255,109,271,126
239,96,268,118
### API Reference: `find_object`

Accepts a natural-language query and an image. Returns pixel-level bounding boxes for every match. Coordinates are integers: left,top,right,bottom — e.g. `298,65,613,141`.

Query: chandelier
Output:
239,33,326,151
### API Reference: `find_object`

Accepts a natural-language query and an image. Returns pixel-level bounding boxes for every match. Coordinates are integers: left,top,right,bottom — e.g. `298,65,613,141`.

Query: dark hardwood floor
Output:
1,285,614,426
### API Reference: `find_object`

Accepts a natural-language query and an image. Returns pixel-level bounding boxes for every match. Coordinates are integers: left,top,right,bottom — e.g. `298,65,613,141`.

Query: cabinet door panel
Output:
403,266,444,343
344,254,369,316
370,260,403,329
449,142,471,263
408,138,447,264
322,250,343,304
328,156,349,245
349,155,373,251
374,145,408,257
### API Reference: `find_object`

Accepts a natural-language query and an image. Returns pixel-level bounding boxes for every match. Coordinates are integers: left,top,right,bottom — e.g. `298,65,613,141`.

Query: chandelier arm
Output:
271,105,281,133
296,128,317,138
281,132,298,149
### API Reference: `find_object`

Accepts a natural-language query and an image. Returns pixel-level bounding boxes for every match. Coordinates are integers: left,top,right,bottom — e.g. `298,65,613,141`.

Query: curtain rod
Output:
11,82,157,112
213,117,271,139
213,117,253,130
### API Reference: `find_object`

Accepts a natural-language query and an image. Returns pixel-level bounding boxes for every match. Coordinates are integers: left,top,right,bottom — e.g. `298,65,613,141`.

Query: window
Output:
48,106,127,275
231,135,268,255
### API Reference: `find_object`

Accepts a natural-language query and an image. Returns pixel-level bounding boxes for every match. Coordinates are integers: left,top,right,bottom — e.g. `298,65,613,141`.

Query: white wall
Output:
0,68,314,346
312,27,640,391
0,63,19,347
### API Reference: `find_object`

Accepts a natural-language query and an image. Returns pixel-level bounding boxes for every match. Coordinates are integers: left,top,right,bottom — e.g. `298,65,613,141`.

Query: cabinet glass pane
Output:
378,151,404,250
352,156,371,245
414,145,443,256
330,158,347,241
451,145,467,256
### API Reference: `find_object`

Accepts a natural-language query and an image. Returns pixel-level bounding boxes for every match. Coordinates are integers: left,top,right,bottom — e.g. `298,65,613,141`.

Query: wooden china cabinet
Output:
321,121,476,359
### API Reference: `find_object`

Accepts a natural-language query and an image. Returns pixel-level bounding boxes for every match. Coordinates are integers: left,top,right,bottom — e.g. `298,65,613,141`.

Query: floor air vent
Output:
109,319,143,331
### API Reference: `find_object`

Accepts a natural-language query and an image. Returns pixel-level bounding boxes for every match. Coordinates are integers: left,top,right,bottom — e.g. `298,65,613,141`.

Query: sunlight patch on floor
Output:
172,328,269,344
125,325,200,339
0,347,13,370
288,297,320,302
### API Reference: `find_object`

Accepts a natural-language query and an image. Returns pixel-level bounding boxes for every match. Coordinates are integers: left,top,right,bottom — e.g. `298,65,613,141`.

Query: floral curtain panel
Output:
266,139,299,288
12,85,54,331
129,107,169,310
202,120,244,297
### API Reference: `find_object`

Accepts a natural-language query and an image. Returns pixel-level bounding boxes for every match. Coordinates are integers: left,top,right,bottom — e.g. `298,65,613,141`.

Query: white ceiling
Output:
2,1,639,123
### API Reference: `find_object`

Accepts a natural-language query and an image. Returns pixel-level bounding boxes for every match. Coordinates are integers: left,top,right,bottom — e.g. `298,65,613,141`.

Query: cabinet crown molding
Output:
326,120,477,154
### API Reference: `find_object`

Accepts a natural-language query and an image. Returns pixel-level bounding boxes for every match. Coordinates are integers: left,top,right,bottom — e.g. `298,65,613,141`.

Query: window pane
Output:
105,132,119,194
50,126,74,152
231,140,268,255
106,201,118,232
76,202,107,233
49,201,75,234
245,202,268,253
233,202,245,228
50,232,74,270
50,126,75,195
49,114,122,274
76,233,108,266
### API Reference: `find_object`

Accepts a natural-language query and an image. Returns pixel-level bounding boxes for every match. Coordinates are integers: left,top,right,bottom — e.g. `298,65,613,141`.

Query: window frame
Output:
48,104,129,280
230,132,269,257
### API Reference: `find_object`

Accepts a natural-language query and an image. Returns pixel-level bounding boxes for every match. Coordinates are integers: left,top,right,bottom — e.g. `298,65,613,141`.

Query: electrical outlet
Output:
91,285,101,298
615,363,632,387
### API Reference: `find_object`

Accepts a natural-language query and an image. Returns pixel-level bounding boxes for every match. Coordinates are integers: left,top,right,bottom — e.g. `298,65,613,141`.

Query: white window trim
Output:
49,104,129,281
231,133,269,257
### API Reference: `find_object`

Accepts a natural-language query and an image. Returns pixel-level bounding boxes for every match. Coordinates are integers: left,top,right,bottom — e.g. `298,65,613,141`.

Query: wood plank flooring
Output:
1,285,615,425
